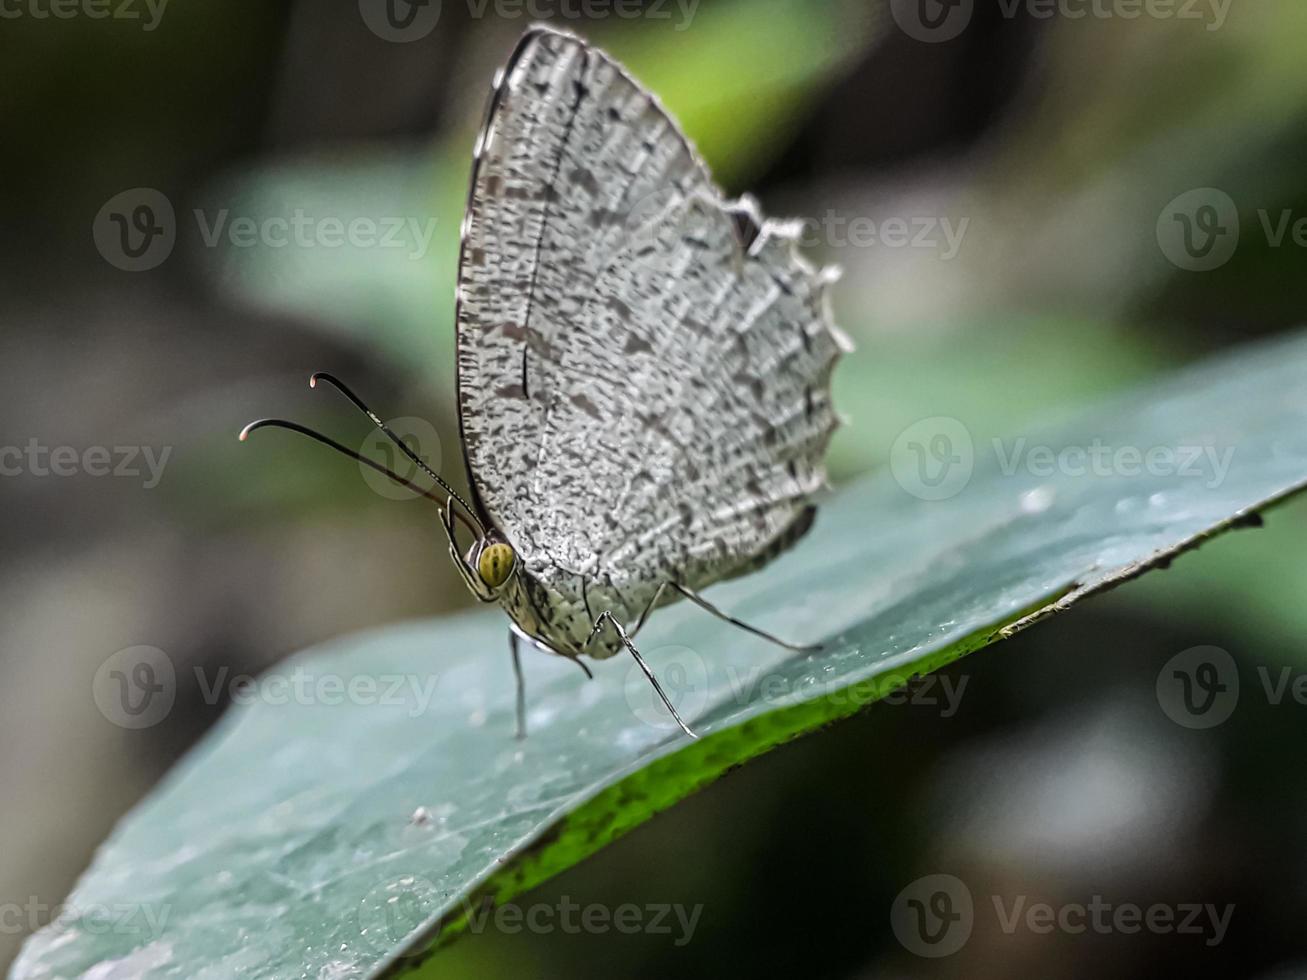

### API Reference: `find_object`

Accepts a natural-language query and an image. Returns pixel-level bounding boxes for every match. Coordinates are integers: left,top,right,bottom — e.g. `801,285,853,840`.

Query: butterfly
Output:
241,25,850,739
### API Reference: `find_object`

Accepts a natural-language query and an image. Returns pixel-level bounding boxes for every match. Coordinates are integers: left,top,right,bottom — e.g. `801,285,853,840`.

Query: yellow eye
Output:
477,542,515,589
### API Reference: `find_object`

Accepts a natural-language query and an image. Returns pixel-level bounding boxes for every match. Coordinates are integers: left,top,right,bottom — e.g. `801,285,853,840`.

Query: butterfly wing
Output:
456,27,848,622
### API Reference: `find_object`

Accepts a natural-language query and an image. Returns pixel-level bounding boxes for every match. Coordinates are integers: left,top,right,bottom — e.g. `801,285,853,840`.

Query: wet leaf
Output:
15,330,1307,980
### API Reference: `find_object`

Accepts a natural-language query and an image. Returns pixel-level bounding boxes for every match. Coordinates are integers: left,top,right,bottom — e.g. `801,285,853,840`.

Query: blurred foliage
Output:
201,0,877,377
6,0,1307,976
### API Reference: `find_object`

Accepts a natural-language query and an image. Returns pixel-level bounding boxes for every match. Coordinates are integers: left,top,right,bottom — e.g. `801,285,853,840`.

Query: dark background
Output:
4,0,1307,976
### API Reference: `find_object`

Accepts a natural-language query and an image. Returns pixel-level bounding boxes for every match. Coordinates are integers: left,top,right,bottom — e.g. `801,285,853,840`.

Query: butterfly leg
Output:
628,581,673,637
509,629,527,740
507,625,596,739
588,611,699,739
441,502,496,603
671,583,821,653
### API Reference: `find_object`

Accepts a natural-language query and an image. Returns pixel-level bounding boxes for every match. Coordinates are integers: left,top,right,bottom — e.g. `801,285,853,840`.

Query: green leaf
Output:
16,330,1307,980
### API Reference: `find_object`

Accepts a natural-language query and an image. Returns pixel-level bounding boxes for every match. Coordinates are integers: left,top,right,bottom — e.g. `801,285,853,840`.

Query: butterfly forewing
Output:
456,27,846,633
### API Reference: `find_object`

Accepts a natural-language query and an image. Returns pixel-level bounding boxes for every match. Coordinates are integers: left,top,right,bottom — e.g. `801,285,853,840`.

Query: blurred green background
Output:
4,0,1307,975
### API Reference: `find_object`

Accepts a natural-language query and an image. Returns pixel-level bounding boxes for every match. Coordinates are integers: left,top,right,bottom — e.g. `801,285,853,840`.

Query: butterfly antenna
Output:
238,418,481,536
309,372,485,536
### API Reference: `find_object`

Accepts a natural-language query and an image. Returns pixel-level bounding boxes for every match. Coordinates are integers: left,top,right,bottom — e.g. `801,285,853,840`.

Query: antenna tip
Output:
309,375,318,388
238,421,256,442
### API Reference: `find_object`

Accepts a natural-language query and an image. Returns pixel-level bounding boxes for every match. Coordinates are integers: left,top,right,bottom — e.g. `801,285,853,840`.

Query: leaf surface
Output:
14,331,1307,980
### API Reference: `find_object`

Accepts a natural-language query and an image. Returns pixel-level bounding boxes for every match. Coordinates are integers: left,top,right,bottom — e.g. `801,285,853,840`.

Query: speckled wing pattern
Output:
456,27,849,649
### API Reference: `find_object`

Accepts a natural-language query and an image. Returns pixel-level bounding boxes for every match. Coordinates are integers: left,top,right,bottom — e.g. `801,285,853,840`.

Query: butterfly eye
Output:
477,542,515,589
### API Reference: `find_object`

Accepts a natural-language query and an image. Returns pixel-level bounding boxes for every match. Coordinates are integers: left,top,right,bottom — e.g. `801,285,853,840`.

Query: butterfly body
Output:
497,564,633,659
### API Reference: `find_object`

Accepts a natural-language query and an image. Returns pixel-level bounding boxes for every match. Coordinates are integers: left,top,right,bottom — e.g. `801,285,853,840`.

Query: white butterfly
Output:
243,26,850,738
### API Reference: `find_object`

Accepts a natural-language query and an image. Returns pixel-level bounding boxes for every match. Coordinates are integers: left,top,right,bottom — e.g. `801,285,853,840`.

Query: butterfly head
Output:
454,533,519,603
476,540,516,591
